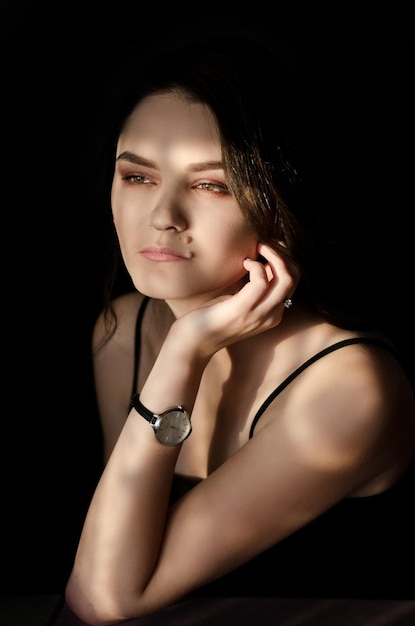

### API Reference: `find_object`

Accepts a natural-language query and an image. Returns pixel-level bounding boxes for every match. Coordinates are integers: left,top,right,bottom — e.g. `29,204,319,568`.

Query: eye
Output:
195,181,230,195
122,174,153,185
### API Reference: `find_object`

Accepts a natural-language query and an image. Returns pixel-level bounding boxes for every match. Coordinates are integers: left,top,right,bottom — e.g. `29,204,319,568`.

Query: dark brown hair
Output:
94,33,368,346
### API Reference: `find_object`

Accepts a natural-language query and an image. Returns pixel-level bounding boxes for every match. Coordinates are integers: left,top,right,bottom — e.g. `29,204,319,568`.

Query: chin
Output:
131,271,248,301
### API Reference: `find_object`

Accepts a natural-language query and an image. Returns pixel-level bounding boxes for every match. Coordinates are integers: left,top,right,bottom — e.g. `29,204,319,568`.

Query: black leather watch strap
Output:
131,394,157,422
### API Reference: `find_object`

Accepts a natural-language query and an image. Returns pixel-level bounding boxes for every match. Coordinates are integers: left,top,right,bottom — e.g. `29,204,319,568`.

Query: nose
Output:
149,189,188,232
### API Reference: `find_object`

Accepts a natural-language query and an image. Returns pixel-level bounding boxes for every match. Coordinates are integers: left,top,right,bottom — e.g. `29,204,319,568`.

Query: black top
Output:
131,296,415,599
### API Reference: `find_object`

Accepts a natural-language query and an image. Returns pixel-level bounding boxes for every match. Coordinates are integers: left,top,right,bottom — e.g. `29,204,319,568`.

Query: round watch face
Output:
155,409,192,446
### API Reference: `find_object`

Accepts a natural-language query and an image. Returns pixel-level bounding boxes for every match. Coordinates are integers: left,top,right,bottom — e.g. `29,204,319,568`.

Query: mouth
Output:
140,246,192,262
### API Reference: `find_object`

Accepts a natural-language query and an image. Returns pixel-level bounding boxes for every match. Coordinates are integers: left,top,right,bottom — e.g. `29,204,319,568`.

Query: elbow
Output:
64,582,114,626
65,575,141,626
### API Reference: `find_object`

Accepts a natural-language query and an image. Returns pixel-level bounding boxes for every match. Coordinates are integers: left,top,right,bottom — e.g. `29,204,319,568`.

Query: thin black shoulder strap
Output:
131,296,150,401
249,337,402,439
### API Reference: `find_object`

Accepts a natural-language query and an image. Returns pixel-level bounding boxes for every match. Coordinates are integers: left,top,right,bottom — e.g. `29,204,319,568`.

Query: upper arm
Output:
141,346,413,609
143,421,359,607
92,291,144,461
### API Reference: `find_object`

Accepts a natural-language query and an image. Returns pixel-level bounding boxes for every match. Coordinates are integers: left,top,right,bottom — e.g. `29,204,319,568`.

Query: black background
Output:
1,1,414,593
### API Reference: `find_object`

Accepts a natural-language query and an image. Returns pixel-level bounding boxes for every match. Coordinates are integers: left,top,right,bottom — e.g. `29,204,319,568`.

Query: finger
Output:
256,244,298,299
258,243,302,284
239,261,286,324
241,257,272,303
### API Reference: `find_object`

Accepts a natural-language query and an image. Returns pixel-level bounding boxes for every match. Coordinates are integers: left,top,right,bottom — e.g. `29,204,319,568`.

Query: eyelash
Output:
196,182,230,195
121,175,230,195
122,174,153,185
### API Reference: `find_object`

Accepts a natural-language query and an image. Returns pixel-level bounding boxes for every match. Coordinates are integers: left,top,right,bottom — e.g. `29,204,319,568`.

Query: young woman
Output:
65,33,415,625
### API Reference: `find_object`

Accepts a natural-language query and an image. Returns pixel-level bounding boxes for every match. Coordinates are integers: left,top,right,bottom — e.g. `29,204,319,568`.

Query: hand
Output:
171,243,299,357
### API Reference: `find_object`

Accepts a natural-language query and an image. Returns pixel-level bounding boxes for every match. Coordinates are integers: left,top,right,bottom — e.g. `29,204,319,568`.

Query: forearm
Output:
139,319,209,415
66,327,209,623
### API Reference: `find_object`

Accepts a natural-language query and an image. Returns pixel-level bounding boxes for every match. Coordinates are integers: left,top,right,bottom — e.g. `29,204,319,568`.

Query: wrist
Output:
132,394,192,446
139,330,208,421
164,321,212,364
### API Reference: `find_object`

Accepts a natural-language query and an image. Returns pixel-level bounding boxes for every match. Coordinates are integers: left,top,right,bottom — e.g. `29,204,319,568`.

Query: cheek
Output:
222,222,258,258
111,191,139,241
111,182,132,228
111,205,125,241
112,210,138,266
209,226,257,280
111,185,122,229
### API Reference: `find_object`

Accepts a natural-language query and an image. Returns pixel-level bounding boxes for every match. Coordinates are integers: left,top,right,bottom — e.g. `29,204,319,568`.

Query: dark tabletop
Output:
53,596,415,626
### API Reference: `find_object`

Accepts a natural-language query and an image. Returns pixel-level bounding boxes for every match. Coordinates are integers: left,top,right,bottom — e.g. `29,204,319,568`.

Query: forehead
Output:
119,91,220,150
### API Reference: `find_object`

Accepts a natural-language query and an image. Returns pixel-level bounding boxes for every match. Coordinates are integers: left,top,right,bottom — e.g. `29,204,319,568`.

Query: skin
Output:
65,91,415,625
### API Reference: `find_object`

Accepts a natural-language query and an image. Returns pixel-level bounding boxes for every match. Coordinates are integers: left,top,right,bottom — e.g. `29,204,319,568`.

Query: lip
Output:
140,246,191,262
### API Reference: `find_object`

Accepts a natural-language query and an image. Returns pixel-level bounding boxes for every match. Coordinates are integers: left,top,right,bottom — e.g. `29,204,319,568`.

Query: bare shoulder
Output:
260,336,415,495
322,338,414,427
92,291,147,459
92,291,146,355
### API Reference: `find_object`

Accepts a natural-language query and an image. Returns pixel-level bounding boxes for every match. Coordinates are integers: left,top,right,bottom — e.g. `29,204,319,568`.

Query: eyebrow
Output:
116,151,224,173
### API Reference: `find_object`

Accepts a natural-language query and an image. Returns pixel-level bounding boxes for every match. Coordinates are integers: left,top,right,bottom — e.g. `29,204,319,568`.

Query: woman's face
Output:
111,90,258,309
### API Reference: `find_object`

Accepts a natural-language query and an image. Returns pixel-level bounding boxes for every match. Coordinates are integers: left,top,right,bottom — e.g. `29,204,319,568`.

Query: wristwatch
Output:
131,394,192,446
